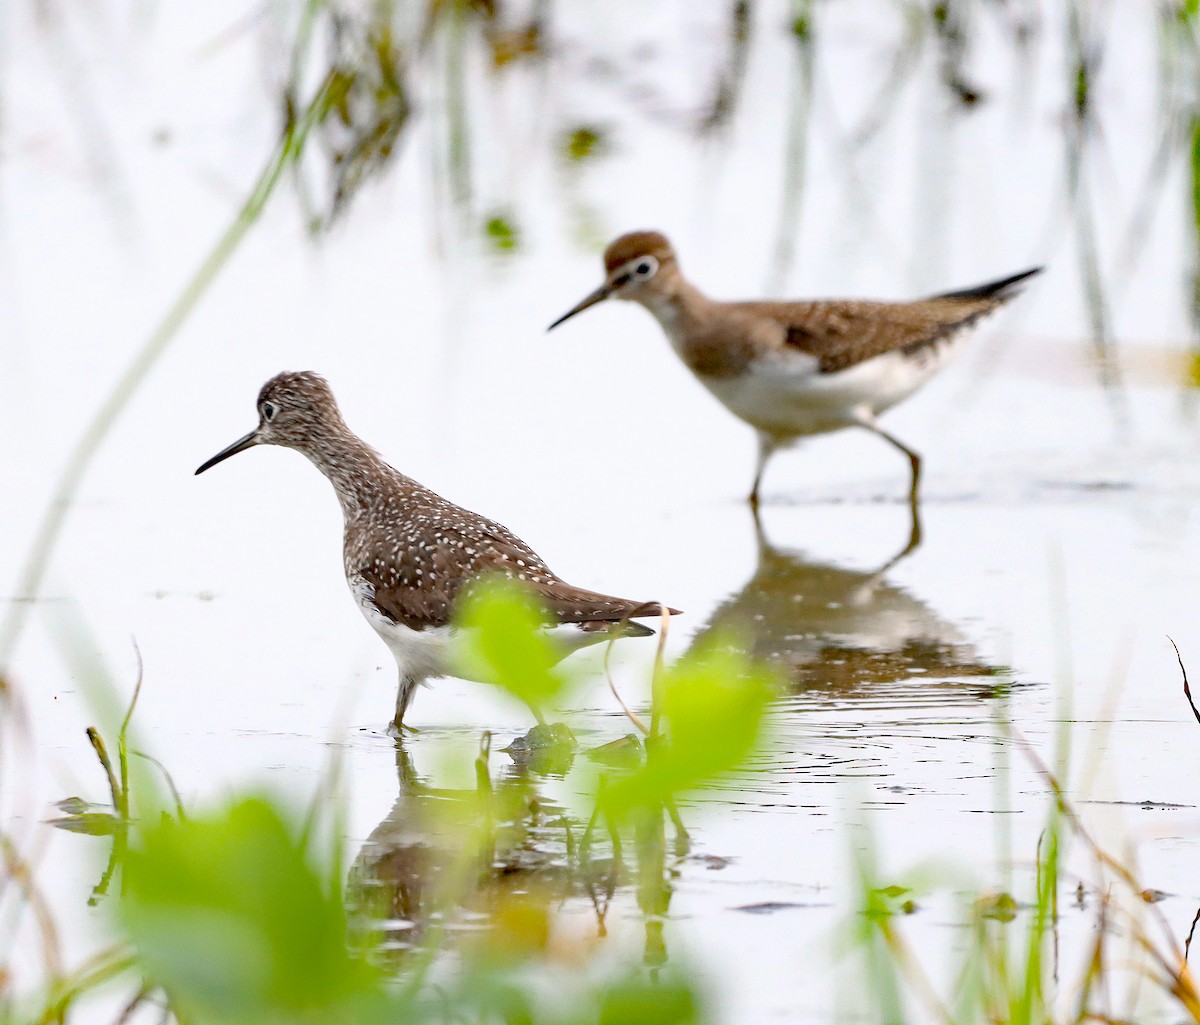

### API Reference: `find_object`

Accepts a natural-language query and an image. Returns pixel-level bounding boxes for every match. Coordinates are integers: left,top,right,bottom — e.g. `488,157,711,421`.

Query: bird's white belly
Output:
680,335,967,438
352,579,455,682
349,577,624,685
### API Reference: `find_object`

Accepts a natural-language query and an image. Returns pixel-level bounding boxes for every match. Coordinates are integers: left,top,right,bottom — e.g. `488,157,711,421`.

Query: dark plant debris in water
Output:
1082,799,1193,810
732,901,825,914
1170,636,1200,726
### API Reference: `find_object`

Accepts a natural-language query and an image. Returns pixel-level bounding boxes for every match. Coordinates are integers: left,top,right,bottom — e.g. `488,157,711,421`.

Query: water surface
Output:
4,2,1200,1021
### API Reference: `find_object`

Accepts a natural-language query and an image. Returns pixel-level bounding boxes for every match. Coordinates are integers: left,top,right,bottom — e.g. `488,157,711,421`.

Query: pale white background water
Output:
4,2,1200,1021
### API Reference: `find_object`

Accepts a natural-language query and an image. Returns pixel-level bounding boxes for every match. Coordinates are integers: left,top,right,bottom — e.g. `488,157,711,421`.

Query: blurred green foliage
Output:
834,750,1181,1025
596,973,702,1024
16,509,1200,1025
115,786,713,1025
121,796,394,1025
0,567,784,1025
450,575,573,707
100,581,768,1023
605,640,776,815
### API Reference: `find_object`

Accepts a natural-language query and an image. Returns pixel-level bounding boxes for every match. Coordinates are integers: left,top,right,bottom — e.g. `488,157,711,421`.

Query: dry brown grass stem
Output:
601,605,674,738
1184,904,1200,963
649,606,670,741
1010,726,1200,1016
134,752,185,819
0,832,63,979
601,637,648,735
85,729,121,819
34,947,137,1025
1168,637,1200,726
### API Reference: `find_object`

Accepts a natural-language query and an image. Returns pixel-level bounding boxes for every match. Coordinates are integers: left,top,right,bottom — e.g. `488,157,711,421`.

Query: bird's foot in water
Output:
385,720,421,741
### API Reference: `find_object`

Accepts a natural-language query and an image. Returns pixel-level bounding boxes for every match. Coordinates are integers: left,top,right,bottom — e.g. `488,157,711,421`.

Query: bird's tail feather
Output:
932,266,1043,303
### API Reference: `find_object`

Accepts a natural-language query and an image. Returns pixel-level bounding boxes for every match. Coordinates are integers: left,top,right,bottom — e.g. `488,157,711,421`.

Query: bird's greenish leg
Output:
388,673,421,740
853,412,923,554
749,433,780,507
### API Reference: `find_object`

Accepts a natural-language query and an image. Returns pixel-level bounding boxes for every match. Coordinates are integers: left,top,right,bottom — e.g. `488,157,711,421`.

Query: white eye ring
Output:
631,255,659,280
262,402,277,422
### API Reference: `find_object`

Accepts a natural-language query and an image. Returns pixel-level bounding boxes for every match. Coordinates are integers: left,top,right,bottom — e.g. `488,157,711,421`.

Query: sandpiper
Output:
195,371,676,732
549,231,1041,507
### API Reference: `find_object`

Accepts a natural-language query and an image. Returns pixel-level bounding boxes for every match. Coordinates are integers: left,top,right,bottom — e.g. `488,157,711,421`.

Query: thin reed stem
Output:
0,74,336,670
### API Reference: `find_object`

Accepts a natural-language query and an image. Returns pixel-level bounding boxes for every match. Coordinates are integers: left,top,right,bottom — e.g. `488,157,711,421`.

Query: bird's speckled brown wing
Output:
746,267,1041,375
350,493,674,630
464,526,673,625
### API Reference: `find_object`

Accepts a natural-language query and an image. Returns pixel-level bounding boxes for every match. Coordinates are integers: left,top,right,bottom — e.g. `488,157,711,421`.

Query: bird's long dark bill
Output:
195,430,259,475
547,283,611,331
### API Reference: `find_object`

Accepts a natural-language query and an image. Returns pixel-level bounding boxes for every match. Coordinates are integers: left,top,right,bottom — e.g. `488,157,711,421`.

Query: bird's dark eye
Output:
636,261,653,276
262,402,276,422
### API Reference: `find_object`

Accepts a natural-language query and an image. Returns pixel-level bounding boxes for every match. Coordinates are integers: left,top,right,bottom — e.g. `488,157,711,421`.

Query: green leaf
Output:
48,811,125,836
120,795,394,1024
423,964,707,1025
597,971,702,1024
605,640,775,813
586,733,646,768
863,884,917,920
450,575,573,708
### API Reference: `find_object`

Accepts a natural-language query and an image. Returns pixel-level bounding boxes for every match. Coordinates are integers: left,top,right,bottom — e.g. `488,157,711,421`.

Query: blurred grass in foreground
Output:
5,580,776,1024
9,585,1200,1023
841,722,1200,1025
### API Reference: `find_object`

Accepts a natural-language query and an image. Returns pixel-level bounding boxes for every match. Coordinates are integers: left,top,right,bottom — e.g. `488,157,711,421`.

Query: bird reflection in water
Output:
346,743,676,973
688,511,1005,702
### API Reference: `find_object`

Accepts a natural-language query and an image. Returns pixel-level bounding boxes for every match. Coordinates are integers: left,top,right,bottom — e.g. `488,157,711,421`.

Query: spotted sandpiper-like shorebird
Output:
195,371,676,733
549,231,1041,507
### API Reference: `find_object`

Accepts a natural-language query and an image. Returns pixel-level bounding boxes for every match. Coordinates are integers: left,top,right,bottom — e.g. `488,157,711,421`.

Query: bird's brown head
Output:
548,230,679,330
195,371,346,475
